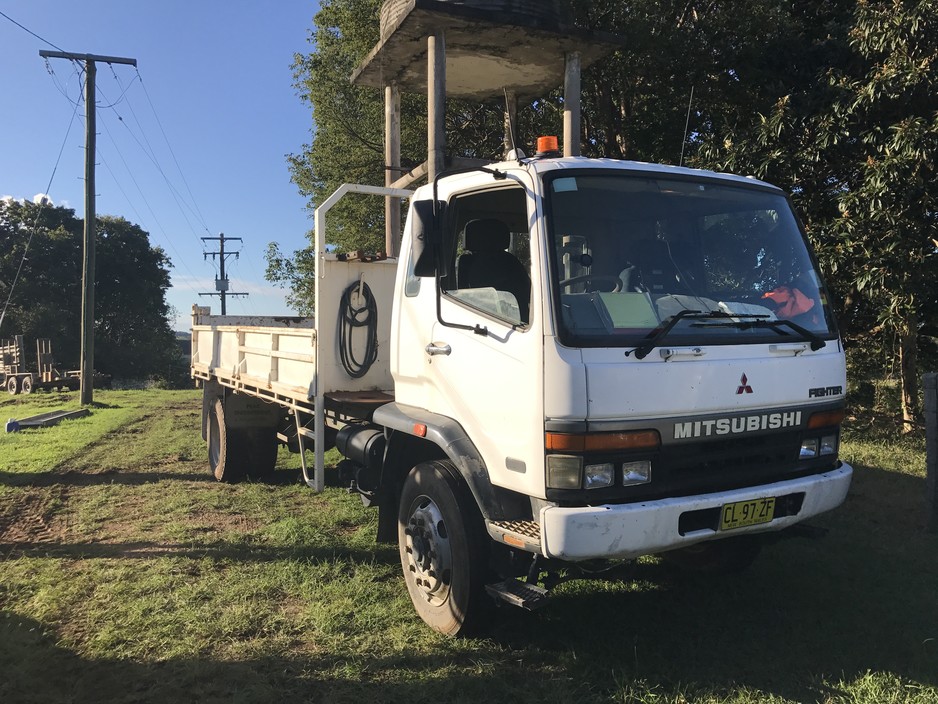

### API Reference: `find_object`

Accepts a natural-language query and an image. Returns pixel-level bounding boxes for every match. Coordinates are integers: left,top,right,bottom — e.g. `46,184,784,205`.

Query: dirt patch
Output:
184,510,261,534
0,488,70,544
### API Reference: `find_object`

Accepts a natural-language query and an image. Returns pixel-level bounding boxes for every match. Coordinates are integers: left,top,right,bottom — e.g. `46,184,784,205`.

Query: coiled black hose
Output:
338,279,378,378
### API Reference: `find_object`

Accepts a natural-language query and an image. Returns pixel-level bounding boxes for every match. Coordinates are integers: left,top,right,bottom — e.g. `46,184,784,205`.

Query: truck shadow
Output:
0,612,545,704
0,466,322,488
0,469,211,487
0,538,396,566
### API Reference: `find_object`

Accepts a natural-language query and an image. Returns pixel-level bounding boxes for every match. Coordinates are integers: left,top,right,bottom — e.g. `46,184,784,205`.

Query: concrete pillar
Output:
428,31,446,182
563,51,581,157
385,83,401,257
926,372,937,532
503,89,518,158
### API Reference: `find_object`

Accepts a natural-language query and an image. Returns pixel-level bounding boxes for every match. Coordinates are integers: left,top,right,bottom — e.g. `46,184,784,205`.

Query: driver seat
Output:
633,238,688,294
456,219,531,323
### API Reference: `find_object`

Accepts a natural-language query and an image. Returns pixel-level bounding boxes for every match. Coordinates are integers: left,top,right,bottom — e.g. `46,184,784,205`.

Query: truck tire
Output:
398,460,492,636
7,376,19,395
245,428,278,480
20,376,33,395
207,398,249,482
661,535,762,574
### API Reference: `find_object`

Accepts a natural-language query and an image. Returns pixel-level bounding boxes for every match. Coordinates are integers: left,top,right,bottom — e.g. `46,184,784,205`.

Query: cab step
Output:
485,579,549,610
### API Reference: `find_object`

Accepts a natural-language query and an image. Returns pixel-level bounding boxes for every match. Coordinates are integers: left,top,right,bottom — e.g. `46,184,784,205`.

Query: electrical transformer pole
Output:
40,50,137,405
200,233,248,315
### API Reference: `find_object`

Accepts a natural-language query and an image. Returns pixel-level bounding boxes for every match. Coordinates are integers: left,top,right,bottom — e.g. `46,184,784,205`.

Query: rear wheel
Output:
398,460,492,636
244,428,278,480
20,376,33,394
207,398,249,482
7,376,19,395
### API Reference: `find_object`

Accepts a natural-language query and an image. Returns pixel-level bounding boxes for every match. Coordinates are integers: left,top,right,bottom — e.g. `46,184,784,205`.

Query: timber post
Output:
925,372,937,532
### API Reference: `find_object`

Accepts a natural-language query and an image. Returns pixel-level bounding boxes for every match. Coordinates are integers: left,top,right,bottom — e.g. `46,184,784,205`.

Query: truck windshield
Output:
545,172,837,348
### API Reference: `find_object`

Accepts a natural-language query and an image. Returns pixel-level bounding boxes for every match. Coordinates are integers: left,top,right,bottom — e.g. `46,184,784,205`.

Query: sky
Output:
1,1,322,330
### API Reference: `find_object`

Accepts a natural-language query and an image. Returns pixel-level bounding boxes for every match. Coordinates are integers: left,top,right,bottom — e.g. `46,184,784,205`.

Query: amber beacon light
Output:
536,135,560,156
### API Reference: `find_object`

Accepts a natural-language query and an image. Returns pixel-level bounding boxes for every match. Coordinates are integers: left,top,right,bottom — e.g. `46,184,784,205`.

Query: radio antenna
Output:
679,85,695,167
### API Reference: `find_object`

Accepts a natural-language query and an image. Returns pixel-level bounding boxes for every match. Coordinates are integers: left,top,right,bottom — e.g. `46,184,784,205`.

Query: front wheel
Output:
398,460,492,636
7,376,19,395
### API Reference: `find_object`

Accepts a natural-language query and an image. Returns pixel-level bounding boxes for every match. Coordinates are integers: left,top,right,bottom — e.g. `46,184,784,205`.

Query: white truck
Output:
191,150,852,635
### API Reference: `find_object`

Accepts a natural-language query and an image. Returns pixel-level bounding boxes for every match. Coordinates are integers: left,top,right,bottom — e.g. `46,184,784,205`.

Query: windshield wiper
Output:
691,316,827,351
630,310,785,360
630,309,702,359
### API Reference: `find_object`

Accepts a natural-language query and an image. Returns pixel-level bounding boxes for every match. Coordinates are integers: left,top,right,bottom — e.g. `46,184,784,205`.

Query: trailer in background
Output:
1,335,82,394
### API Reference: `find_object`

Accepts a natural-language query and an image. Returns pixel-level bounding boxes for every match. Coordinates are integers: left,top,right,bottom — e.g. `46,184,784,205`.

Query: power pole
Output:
39,51,137,406
199,233,248,315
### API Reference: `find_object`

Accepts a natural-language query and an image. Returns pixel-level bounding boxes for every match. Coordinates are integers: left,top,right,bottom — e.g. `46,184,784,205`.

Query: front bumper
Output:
540,463,852,561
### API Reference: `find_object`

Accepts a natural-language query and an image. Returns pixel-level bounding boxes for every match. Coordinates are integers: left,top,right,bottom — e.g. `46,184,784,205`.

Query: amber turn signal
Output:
546,430,660,453
807,409,845,429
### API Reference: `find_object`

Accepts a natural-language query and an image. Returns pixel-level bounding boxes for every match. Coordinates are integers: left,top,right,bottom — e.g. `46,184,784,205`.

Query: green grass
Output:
1,389,936,703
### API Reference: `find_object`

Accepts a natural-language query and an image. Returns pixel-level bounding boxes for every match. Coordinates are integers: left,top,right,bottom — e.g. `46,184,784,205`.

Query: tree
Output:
568,0,800,165
0,199,178,380
278,0,810,310
814,0,938,428
279,0,560,293
281,0,937,428
698,0,938,427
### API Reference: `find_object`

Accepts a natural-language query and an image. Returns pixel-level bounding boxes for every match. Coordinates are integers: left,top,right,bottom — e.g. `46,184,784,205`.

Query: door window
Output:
441,186,531,326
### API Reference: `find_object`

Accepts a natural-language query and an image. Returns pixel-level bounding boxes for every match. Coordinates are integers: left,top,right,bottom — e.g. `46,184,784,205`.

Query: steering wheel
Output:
559,274,623,292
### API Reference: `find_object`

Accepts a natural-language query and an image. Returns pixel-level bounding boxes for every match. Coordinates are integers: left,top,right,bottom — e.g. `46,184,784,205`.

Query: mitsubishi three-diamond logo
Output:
736,373,753,394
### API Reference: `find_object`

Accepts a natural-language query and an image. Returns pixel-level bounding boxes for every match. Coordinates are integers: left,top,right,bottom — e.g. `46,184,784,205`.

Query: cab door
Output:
420,183,546,499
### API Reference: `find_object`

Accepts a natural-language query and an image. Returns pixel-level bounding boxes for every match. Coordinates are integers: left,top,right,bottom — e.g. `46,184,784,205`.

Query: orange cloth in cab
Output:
762,286,815,318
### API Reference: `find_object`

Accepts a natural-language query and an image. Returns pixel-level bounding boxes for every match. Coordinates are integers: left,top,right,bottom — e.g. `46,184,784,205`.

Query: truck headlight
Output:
584,462,614,489
622,460,651,486
547,455,582,489
820,434,838,456
800,438,818,458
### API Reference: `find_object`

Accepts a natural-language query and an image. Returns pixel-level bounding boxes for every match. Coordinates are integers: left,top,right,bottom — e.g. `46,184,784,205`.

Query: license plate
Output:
720,497,776,531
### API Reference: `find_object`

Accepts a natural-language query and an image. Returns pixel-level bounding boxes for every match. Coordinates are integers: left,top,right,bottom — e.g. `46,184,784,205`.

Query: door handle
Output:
425,342,452,356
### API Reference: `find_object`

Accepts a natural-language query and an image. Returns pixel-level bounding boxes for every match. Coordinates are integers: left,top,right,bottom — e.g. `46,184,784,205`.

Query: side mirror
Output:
412,199,446,277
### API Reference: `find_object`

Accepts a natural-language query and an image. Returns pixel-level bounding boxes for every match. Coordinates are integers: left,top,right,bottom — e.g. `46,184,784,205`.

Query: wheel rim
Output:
403,495,453,606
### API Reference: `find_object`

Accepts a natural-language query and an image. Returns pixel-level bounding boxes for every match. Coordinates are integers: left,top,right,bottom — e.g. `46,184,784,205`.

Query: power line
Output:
0,9,66,52
0,90,82,331
94,109,204,293
43,58,85,107
105,68,213,239
98,82,206,243
96,80,263,316
104,68,268,320
135,68,213,234
98,68,139,109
